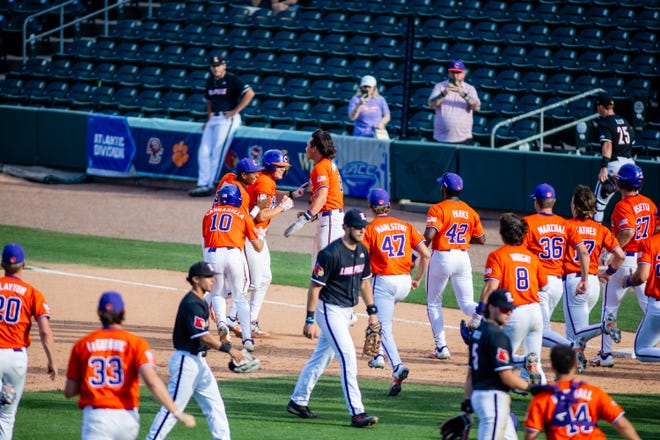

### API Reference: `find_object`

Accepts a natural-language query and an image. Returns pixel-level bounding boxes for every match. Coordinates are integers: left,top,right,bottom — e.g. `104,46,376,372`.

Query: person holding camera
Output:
428,60,480,145
348,75,391,138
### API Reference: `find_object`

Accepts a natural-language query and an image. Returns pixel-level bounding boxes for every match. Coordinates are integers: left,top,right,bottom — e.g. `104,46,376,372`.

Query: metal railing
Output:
489,88,606,151
21,0,154,64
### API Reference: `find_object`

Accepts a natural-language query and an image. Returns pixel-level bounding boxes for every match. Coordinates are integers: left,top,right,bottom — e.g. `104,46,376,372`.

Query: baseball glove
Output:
0,382,16,407
363,322,382,357
228,349,261,374
439,413,473,440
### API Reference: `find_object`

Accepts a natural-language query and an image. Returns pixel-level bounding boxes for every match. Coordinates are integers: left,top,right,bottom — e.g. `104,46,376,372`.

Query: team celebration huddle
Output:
2,126,658,439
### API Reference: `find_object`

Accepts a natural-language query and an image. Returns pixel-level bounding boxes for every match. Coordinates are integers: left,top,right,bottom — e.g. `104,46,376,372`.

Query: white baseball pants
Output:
564,273,600,341
196,114,241,188
0,348,27,439
244,238,272,323
311,210,344,269
472,390,517,440
635,297,660,362
373,273,412,370
81,407,139,440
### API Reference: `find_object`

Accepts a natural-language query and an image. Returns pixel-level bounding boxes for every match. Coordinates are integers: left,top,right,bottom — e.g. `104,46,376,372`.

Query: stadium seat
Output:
181,47,208,69
372,60,398,82
497,23,524,45
91,63,118,87
522,24,550,47
65,38,95,60
603,53,632,77
419,17,447,39
255,76,285,98
346,13,372,34
490,92,518,117
519,72,547,95
132,20,160,42
31,80,68,106
630,31,658,55
162,68,188,91
565,74,599,97
69,61,95,83
202,25,227,49
113,42,140,64
500,46,528,69
473,117,505,146
10,58,49,81
90,39,117,63
635,129,660,158
262,53,300,75
515,94,543,114
602,29,630,52
535,73,573,97
635,9,660,32
184,93,208,120
442,20,472,41
346,35,373,57
599,77,625,97
507,2,533,23
292,9,323,31
448,42,475,62
371,15,402,36
112,87,140,113
632,55,658,78
295,31,323,54
558,4,586,27
270,30,298,53
115,64,140,88
473,44,501,65
317,34,348,56
89,85,116,111
567,98,594,119
160,91,188,118
625,78,651,100
310,102,337,122
155,2,186,23
110,19,140,41
372,37,403,60
185,69,210,93
243,52,276,75
222,28,250,50
0,78,24,102
311,79,336,102
297,54,325,78
182,3,205,23
154,22,184,45
491,70,522,92
481,1,508,22
53,82,92,108
49,57,73,80
469,67,496,90
417,40,450,63
226,50,253,72
181,23,205,47
467,22,499,44
249,29,274,51
323,56,350,80
278,77,312,102
137,66,164,91
138,90,163,116
161,45,185,67
547,27,577,48
584,5,611,28
531,3,560,26
347,59,373,78
20,80,47,106
575,28,605,51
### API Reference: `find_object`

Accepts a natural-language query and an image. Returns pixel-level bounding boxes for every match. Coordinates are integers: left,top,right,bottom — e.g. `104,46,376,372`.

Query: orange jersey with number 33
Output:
66,327,156,409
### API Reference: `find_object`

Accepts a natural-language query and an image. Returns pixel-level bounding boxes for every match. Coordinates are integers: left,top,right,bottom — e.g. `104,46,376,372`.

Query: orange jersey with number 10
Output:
0,275,51,349
425,200,484,251
484,244,547,306
66,327,156,409
638,234,660,300
364,215,426,275
564,218,620,275
310,158,343,211
203,205,259,249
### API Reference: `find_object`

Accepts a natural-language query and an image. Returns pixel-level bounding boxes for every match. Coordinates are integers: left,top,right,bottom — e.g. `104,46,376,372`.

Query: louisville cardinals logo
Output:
496,347,510,363
194,315,207,330
313,263,325,278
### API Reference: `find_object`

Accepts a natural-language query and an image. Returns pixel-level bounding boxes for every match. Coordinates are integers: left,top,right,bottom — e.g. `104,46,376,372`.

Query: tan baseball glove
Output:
363,322,382,357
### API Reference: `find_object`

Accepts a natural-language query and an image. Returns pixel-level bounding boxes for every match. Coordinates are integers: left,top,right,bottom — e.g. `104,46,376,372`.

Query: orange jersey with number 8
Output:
484,244,547,305
66,327,156,409
364,215,426,275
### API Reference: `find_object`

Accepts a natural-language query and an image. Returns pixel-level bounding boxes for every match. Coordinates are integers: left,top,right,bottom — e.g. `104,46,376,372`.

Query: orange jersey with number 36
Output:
66,327,156,409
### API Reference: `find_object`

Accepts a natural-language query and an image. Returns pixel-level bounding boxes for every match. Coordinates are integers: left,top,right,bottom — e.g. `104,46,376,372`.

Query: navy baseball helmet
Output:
615,164,643,190
262,149,291,173
217,183,242,207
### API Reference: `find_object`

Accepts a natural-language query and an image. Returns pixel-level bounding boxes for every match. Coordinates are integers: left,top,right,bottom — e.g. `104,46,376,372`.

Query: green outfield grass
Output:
14,377,660,440
1,224,645,333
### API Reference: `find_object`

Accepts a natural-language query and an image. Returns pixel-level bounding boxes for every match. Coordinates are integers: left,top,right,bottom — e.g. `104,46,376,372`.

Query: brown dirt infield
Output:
0,173,656,395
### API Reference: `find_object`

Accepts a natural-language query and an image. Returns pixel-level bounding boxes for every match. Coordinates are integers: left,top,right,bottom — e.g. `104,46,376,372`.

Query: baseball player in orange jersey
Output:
563,186,625,372
292,129,344,268
525,183,589,348
424,172,485,360
477,213,549,384
213,158,267,339
524,344,640,440
203,183,264,353
65,291,196,439
363,188,430,396
625,231,660,362
244,149,295,337
0,243,56,438
592,164,659,367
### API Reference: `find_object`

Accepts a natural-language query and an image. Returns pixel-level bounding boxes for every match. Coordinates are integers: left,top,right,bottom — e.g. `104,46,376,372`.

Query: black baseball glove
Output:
439,413,474,440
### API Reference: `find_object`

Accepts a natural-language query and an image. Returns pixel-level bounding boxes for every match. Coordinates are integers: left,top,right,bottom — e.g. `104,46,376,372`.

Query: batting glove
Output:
291,182,309,198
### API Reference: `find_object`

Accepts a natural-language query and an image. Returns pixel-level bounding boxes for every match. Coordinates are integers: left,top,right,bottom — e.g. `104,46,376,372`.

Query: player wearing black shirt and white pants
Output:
465,289,534,440
189,55,255,197
147,262,244,440
287,209,380,428
593,92,635,223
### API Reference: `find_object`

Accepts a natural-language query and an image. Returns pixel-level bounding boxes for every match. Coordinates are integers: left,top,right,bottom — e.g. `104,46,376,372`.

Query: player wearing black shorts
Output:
287,209,381,428
465,289,534,440
593,92,635,223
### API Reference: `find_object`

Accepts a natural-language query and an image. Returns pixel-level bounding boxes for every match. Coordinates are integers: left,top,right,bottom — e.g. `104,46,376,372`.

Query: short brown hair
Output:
98,310,124,326
499,212,528,245
572,184,596,220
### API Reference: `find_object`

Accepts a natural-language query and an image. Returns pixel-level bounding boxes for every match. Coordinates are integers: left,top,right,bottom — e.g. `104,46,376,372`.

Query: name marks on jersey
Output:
509,253,532,263
536,224,565,235
452,210,469,219
0,282,27,295
374,222,408,233
86,338,127,353
339,264,365,276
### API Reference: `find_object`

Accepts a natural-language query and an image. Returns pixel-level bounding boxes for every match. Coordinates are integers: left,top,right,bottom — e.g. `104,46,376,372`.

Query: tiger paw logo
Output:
146,137,163,165
172,141,189,167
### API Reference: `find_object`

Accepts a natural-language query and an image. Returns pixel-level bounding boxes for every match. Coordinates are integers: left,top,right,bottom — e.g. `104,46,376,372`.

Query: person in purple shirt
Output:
348,75,391,138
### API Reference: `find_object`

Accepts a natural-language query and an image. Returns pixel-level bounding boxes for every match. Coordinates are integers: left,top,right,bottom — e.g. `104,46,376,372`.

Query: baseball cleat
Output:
250,321,270,338
368,354,385,369
287,400,320,419
430,346,451,360
227,316,242,338
573,337,587,373
602,313,621,343
350,412,379,428
217,322,231,342
243,338,255,352
389,365,409,396
589,352,614,368
525,352,541,385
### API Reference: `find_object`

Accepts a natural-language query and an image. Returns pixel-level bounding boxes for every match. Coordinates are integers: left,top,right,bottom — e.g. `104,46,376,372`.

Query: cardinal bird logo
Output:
194,315,207,330
496,348,510,363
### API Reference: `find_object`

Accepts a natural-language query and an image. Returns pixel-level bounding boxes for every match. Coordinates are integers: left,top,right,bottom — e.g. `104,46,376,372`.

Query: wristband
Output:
605,264,617,276
460,399,473,414
306,310,315,319
625,276,632,287
249,205,260,218
288,190,293,198
366,304,378,315
600,156,610,168
219,341,232,353
303,209,313,220
305,317,315,324
476,302,485,315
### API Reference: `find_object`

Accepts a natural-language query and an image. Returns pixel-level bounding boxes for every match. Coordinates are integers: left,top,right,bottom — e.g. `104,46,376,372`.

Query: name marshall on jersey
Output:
535,224,565,235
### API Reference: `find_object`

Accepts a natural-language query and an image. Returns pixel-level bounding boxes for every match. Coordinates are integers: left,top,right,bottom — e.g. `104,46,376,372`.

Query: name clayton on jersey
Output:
0,282,27,295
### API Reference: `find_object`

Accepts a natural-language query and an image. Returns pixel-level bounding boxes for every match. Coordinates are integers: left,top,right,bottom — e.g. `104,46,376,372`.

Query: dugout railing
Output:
489,88,605,151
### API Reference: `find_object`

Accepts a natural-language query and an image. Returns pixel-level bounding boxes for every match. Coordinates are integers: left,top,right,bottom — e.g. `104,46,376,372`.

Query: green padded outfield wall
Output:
0,106,87,170
392,141,660,219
